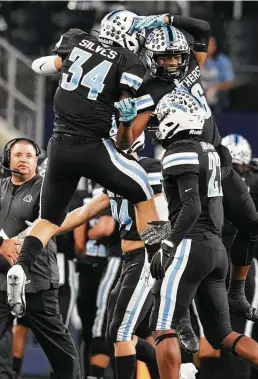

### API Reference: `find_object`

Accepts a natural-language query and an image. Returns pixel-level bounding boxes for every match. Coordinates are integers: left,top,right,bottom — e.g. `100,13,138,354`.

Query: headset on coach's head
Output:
1,138,41,174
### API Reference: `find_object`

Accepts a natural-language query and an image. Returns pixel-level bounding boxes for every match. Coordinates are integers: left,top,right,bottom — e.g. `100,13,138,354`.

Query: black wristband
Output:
193,41,207,53
0,237,3,247
122,121,132,128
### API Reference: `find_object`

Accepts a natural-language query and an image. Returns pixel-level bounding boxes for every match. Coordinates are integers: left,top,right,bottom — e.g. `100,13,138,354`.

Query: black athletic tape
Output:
232,334,245,356
155,333,178,346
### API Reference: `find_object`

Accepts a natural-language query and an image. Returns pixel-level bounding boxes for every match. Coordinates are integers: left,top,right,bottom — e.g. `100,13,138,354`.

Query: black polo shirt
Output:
0,175,59,292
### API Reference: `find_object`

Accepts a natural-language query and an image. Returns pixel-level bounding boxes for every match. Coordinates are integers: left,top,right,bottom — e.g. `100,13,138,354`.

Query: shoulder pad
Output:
162,141,200,177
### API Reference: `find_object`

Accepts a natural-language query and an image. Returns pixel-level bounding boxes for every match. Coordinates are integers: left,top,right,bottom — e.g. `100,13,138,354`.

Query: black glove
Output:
141,221,172,245
145,242,160,263
150,239,176,280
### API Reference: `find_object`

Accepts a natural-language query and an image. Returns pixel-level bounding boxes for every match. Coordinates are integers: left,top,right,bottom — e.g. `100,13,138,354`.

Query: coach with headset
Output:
0,138,81,379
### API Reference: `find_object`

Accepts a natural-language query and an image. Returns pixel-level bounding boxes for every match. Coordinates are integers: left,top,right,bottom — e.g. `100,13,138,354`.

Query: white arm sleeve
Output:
154,194,169,221
31,55,59,75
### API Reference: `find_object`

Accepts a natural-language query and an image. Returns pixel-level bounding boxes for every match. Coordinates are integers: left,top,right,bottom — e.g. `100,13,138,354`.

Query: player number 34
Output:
61,47,112,100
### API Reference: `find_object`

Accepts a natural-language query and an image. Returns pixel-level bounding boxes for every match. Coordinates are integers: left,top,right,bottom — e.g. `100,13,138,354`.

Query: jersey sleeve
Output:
136,81,155,113
118,50,146,96
162,141,200,178
53,28,89,59
170,173,201,245
139,158,162,194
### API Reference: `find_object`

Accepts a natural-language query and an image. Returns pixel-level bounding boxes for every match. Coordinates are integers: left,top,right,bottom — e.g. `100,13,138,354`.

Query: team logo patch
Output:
23,195,33,203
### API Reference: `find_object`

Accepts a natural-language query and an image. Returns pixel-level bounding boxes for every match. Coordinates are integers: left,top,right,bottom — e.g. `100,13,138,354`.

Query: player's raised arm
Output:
32,28,88,75
57,193,110,235
32,55,62,75
134,14,211,67
171,16,211,67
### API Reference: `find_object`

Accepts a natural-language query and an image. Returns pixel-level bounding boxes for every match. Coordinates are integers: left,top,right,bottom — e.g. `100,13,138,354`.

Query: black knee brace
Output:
155,333,178,346
232,334,245,356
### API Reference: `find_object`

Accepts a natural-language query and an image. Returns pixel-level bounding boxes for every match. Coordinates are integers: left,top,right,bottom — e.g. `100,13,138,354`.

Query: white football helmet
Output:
154,89,205,144
222,134,252,165
99,10,142,54
145,25,190,80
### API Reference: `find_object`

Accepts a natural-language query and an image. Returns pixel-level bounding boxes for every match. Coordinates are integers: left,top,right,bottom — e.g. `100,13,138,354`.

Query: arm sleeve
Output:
172,16,211,52
118,51,146,96
169,174,201,245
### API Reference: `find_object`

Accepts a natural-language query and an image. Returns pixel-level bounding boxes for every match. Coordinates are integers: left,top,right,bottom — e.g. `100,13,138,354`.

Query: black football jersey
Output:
83,183,107,258
162,139,223,239
222,168,258,251
107,157,162,241
136,54,221,148
53,28,146,138
84,182,121,258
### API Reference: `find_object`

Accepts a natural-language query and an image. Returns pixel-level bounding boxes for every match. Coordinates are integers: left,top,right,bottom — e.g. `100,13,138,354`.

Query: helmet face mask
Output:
154,52,189,80
145,26,190,80
99,10,142,54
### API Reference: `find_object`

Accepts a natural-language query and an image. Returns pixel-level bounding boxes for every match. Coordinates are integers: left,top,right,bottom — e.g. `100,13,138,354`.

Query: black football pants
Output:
222,167,258,266
0,289,81,379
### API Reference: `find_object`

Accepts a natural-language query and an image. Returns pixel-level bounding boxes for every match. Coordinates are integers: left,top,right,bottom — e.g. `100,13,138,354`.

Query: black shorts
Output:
40,133,153,225
150,236,232,349
106,248,154,342
92,256,122,339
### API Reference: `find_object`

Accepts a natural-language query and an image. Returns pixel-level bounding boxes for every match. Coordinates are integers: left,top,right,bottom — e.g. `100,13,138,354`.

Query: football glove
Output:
114,98,137,123
141,221,171,245
133,14,170,30
150,239,176,280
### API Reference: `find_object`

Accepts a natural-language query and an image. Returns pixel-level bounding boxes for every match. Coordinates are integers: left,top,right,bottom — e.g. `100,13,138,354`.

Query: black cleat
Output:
229,296,258,322
177,321,199,354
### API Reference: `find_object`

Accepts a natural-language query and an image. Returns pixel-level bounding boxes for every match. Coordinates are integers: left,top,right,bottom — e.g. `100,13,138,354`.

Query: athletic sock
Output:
228,279,250,311
17,236,43,275
136,338,159,379
115,354,136,379
13,356,23,377
87,364,105,379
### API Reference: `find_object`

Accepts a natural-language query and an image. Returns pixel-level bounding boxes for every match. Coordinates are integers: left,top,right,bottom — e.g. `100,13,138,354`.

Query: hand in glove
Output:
133,14,170,30
114,98,137,124
141,221,171,245
150,239,176,280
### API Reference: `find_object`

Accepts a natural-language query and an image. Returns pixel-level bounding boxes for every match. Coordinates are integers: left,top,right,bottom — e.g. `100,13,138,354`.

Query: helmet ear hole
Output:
99,10,140,53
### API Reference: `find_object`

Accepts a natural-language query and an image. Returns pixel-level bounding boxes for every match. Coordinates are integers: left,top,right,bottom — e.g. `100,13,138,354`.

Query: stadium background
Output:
0,1,258,378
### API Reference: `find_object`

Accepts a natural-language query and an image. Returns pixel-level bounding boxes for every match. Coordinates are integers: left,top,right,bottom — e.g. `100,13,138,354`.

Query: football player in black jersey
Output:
141,89,258,379
8,10,159,316
56,131,199,379
56,133,162,379
120,15,258,323
196,135,255,379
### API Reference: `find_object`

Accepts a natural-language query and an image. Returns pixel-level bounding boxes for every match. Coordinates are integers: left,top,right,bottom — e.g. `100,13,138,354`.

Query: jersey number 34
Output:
61,47,112,100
